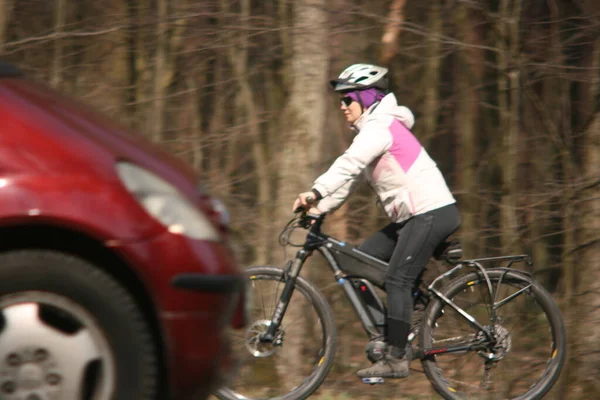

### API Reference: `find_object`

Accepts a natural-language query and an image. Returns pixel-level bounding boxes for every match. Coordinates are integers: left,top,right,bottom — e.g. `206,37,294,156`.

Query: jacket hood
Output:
352,93,414,132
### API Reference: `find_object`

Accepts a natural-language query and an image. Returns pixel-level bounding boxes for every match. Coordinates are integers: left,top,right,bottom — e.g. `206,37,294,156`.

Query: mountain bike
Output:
216,210,566,400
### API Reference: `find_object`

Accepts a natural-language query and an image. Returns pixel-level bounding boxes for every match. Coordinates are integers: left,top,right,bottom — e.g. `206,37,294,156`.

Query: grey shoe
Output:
356,347,410,379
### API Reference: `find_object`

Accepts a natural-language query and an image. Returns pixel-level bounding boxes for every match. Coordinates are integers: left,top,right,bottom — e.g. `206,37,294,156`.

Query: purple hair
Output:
348,88,386,110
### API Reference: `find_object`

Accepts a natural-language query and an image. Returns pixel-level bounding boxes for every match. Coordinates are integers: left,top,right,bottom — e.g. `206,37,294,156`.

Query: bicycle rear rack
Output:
427,253,535,340
431,254,533,292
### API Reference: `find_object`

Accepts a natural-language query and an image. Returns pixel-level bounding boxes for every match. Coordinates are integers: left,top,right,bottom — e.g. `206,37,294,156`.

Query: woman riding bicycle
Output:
293,63,462,379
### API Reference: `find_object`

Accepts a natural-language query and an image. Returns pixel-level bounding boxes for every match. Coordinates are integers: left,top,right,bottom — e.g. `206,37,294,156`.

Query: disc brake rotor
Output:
244,320,284,358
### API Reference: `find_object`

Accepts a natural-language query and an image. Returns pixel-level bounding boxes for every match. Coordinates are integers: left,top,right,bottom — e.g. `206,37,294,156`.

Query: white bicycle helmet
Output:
330,63,389,92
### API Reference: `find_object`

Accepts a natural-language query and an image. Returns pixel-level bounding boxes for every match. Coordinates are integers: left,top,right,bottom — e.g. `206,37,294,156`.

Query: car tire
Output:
0,250,158,400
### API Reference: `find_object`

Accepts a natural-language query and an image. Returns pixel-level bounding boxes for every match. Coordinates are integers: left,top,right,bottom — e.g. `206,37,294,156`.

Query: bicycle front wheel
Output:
215,266,337,400
420,269,566,400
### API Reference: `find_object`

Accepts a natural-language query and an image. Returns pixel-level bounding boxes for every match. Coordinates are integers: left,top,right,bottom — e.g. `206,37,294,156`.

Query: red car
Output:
0,61,248,400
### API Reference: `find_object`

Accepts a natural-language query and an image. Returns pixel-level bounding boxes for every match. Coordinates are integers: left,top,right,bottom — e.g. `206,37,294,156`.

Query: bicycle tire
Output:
215,266,337,400
420,269,566,400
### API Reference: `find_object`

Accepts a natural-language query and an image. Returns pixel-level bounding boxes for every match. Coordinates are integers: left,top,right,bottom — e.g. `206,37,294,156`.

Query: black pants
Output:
357,203,461,351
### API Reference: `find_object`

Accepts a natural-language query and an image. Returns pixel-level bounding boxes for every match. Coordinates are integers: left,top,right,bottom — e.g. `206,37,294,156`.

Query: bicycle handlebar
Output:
294,209,327,237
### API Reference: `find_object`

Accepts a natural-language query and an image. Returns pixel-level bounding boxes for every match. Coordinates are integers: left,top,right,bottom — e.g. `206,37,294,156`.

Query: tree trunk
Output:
208,53,226,192
150,0,188,143
151,0,168,142
543,2,578,398
134,0,149,136
577,110,600,395
263,68,287,266
523,91,551,282
497,0,523,255
379,0,407,66
278,0,293,88
574,35,600,396
125,0,139,127
454,4,484,259
221,0,271,265
421,0,441,146
276,0,328,231
51,0,68,88
275,0,329,385
0,0,14,54
186,70,205,172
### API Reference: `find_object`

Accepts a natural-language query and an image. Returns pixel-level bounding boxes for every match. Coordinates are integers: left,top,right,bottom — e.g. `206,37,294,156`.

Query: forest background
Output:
1,0,598,398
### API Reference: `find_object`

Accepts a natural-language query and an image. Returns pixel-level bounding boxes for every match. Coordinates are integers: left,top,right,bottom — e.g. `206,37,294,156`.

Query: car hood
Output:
0,78,204,201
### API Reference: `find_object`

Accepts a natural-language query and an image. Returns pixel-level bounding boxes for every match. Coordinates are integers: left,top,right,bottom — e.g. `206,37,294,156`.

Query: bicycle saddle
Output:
433,240,463,261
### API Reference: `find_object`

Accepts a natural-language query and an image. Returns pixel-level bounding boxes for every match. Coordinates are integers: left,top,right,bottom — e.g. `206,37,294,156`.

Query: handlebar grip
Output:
293,195,315,213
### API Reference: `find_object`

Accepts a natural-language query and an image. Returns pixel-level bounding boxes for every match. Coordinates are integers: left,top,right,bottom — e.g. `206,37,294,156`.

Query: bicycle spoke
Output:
271,279,283,316
280,292,312,331
222,269,333,400
473,283,494,322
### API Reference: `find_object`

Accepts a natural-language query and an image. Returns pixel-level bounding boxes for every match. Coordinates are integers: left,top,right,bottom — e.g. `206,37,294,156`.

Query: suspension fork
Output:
261,249,311,342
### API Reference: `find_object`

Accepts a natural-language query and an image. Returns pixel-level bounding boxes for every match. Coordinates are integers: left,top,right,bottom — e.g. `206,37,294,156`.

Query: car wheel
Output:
0,250,158,400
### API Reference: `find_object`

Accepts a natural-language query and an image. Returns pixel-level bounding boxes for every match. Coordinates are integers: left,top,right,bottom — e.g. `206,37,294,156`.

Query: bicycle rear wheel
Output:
215,266,336,400
420,269,566,400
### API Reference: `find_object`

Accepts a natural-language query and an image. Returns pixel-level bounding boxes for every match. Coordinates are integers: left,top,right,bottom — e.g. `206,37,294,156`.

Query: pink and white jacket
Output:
312,93,456,223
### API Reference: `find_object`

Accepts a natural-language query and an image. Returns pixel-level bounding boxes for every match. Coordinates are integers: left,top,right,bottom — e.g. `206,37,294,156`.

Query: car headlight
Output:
197,183,231,228
116,162,220,241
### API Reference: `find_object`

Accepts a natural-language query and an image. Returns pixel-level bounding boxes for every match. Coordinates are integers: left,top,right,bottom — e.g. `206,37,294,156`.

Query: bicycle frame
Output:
261,214,536,359
261,215,390,342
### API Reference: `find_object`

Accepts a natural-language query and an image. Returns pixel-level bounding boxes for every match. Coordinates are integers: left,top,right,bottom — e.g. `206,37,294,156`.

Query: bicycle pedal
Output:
361,377,384,385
